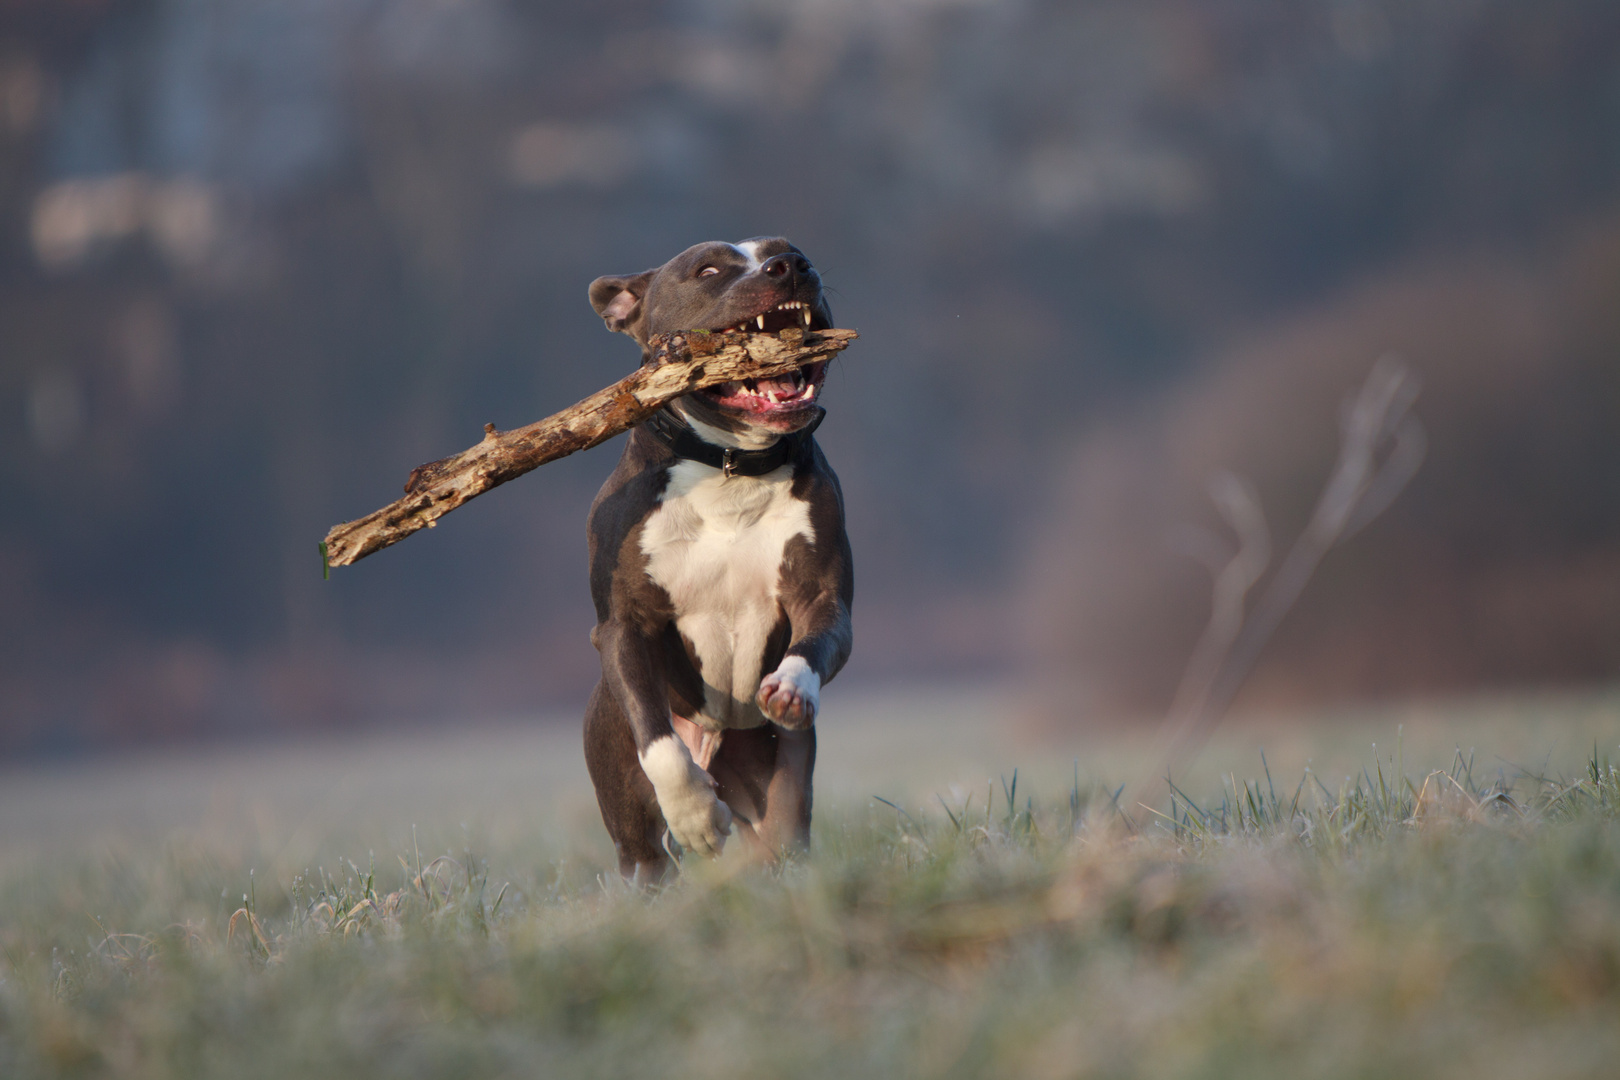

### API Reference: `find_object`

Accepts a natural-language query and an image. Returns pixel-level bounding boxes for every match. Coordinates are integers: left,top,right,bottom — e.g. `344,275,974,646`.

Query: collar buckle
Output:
721,448,739,478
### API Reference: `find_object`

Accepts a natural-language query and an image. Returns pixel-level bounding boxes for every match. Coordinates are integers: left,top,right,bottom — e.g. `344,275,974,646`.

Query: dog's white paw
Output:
639,734,733,857
757,655,820,729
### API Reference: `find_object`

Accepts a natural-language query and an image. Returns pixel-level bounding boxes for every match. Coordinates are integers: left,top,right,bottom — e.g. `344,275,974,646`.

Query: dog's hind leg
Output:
710,726,815,861
583,680,670,881
757,726,814,855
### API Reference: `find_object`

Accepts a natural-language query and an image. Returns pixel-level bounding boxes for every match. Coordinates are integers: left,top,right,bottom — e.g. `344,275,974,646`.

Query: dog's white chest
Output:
641,460,812,730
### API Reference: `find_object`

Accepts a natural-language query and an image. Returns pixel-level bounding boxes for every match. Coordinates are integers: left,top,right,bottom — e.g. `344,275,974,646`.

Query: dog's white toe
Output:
757,655,821,729
639,734,733,857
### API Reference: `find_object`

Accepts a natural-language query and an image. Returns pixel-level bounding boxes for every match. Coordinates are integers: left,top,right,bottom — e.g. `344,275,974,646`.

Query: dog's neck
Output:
669,400,781,451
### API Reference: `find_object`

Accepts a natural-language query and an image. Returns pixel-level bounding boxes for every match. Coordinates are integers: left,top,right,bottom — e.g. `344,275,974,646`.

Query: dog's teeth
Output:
805,383,817,399
756,315,766,330
802,308,812,326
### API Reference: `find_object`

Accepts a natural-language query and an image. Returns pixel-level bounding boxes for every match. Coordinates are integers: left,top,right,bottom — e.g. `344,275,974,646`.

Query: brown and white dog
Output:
582,238,854,881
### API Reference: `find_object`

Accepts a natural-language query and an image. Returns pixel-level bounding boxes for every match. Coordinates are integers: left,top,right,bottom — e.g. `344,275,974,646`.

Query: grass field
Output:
2,685,1619,1079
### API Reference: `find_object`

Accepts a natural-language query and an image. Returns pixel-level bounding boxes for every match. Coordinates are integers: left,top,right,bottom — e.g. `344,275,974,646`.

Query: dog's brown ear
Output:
589,269,656,337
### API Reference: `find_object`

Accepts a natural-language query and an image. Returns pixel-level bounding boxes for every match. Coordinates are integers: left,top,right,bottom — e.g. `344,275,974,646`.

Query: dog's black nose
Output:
762,253,811,278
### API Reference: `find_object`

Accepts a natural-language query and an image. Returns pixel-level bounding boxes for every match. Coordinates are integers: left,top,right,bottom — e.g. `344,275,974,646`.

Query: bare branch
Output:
1161,472,1271,746
1341,416,1426,542
319,327,858,570
1150,357,1426,786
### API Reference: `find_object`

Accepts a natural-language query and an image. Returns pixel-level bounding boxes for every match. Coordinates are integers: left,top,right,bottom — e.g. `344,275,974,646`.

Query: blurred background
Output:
2,0,1618,757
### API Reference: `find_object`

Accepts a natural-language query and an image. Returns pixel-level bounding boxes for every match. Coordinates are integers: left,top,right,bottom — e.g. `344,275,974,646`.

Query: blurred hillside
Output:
1026,217,1620,721
1,0,1618,752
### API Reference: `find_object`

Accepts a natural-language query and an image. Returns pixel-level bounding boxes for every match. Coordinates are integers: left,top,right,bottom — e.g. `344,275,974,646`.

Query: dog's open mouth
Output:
702,361,825,413
701,300,828,414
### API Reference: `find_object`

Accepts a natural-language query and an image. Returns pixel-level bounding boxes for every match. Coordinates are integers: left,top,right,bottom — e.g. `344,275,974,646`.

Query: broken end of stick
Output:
321,507,432,572
319,526,364,570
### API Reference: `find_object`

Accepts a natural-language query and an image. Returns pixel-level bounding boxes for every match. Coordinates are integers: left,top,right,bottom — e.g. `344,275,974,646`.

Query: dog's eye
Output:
698,266,720,278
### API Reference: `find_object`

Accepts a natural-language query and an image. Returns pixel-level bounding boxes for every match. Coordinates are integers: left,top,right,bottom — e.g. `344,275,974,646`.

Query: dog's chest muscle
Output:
640,460,811,729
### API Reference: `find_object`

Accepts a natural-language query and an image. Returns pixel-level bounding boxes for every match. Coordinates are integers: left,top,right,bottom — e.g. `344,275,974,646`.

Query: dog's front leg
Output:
757,587,852,730
598,620,733,857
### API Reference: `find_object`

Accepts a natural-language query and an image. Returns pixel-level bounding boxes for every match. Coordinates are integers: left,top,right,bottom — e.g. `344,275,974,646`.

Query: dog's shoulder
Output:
789,436,844,513
587,429,679,619
781,440,853,601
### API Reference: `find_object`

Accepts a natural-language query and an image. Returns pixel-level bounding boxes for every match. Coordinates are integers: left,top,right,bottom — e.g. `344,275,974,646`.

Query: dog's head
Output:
589,238,833,438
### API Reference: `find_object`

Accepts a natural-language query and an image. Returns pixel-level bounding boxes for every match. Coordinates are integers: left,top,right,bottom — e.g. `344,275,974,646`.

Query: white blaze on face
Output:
732,239,766,272
640,459,813,730
638,733,732,856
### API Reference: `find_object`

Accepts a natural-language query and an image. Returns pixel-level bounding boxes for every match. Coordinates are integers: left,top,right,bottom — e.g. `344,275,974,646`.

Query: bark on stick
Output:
320,327,858,571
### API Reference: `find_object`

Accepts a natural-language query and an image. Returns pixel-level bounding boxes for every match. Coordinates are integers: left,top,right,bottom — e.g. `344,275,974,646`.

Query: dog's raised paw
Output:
639,734,733,857
757,655,821,729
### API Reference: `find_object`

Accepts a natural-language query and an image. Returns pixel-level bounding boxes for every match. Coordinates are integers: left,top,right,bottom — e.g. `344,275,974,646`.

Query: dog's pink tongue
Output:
756,373,799,396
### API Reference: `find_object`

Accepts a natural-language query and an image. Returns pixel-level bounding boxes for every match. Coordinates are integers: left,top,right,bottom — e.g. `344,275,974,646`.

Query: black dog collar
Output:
644,406,824,478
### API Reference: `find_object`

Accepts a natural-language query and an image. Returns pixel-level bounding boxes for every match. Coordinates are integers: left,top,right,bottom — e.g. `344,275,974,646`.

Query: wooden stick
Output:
320,327,858,571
